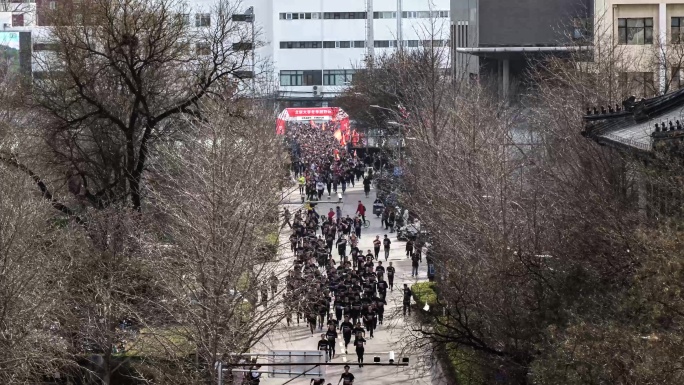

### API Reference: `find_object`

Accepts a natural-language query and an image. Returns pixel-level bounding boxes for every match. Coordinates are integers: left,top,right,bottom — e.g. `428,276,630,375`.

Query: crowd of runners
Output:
269,120,422,385
281,121,395,371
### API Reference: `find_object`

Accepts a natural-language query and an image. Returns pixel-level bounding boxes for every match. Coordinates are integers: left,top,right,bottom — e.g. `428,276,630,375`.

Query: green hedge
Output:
412,282,437,308
411,282,486,385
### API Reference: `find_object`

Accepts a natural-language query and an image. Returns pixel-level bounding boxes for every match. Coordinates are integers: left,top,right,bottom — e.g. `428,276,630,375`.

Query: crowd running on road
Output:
280,121,393,371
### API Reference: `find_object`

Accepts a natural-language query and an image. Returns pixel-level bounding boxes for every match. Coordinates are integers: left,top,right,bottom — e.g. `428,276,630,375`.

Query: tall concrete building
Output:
2,0,450,107
248,0,451,107
450,0,593,99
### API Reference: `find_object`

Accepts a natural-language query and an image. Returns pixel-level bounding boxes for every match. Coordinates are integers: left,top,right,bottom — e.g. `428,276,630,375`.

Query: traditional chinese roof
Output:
582,89,684,152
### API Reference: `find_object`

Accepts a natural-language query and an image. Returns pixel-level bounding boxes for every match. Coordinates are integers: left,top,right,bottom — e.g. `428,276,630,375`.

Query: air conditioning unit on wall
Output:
313,85,321,96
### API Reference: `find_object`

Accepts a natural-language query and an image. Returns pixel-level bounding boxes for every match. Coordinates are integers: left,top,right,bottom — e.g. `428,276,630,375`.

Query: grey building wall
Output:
451,0,479,78
478,0,592,46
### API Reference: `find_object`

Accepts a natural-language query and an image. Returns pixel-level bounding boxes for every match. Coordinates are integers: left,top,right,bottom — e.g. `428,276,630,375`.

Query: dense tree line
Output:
0,0,286,384
338,33,684,384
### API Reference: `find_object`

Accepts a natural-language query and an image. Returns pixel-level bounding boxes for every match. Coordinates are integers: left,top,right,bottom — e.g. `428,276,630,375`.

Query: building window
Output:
618,18,653,45
323,69,355,85
302,70,322,86
11,14,24,27
49,1,56,9
422,40,447,47
353,41,365,48
280,12,320,20
33,43,60,51
280,70,303,86
672,17,684,44
406,40,420,47
196,13,211,27
439,11,449,18
323,12,366,19
572,17,592,41
339,41,351,48
195,42,211,56
620,72,655,98
374,40,394,48
177,13,190,25
672,67,684,90
279,41,323,49
323,41,336,48
373,11,396,19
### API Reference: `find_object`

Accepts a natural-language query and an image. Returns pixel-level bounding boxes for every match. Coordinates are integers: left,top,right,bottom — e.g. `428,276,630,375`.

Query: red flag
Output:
321,122,326,131
354,150,357,158
333,129,342,142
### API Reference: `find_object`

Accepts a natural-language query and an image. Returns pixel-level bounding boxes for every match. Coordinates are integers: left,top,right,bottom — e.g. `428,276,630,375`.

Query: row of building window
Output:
618,17,684,45
280,70,356,86
278,11,449,20
279,40,449,49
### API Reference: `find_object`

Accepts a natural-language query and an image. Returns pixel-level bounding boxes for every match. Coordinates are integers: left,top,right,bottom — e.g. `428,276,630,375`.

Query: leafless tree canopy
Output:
26,0,255,212
342,30,684,383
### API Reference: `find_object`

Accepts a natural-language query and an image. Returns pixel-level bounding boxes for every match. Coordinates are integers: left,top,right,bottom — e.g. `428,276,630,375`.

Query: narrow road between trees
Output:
253,182,446,385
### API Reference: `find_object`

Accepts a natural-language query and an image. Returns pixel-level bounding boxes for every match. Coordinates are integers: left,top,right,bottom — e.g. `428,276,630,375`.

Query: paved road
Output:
251,181,445,385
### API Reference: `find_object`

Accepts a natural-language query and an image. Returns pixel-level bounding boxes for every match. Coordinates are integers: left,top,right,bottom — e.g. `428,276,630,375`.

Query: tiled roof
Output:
582,89,684,152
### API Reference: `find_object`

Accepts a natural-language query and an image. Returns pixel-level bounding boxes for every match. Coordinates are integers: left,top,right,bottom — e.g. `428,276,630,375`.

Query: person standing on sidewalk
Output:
383,235,391,261
298,176,306,195
381,207,389,230
405,238,414,258
363,176,371,198
373,236,381,260
281,207,292,229
388,209,396,233
411,252,420,277
403,284,412,316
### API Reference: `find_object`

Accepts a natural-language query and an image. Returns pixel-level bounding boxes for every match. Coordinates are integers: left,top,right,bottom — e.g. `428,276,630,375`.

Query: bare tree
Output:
143,96,287,384
7,0,257,214
0,162,72,384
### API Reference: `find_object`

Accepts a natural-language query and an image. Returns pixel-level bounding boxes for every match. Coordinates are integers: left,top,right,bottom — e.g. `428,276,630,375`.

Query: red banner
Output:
276,107,351,142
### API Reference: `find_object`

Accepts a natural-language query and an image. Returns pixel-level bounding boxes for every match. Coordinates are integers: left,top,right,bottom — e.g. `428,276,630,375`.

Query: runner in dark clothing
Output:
340,316,354,353
325,325,338,360
354,332,366,367
317,333,330,362
338,366,354,385
403,284,412,316
387,262,395,290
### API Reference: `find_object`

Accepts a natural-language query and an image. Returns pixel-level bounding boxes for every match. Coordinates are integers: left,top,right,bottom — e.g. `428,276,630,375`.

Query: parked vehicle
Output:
396,222,429,241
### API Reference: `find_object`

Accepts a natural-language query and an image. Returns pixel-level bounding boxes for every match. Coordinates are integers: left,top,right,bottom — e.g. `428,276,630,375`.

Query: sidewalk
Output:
257,182,444,385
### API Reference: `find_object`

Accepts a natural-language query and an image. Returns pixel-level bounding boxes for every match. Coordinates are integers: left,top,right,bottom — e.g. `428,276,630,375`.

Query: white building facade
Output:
1,0,450,106
247,0,451,106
